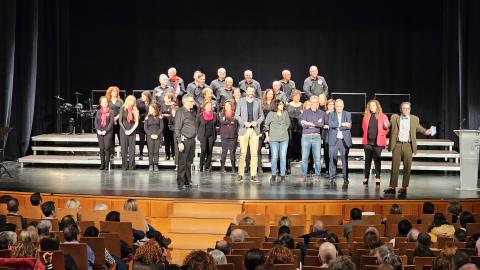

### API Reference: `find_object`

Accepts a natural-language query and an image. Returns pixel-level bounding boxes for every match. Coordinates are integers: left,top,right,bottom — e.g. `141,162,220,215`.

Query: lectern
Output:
454,130,480,190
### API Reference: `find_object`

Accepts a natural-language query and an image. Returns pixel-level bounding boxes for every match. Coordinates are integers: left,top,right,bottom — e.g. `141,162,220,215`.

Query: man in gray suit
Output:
235,86,265,182
326,99,352,183
303,65,328,98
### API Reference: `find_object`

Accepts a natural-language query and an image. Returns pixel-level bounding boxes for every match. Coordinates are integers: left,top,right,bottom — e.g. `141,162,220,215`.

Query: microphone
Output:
460,118,467,129
54,95,64,101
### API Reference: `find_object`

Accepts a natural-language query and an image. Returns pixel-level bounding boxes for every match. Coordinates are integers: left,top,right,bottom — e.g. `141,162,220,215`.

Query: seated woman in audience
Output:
12,230,37,258
278,216,292,227
431,245,456,270
447,201,462,224
429,213,455,242
39,234,78,270
124,199,156,234
239,216,256,226
363,229,382,250
278,234,295,249
208,249,227,265
244,249,265,270
382,254,403,270
133,239,166,270
59,214,77,231
466,233,480,248
183,250,216,270
265,246,295,264
83,226,124,269
413,232,434,257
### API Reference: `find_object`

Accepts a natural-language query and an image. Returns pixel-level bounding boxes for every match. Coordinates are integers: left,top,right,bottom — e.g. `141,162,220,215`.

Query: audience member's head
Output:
231,229,247,242
423,202,435,214
134,239,164,265
106,211,120,222
389,204,402,215
278,234,294,249
447,201,463,222
244,249,265,270
418,232,432,247
407,228,420,242
83,226,99,237
94,203,108,211
209,249,227,265
433,213,449,227
453,250,470,270
397,220,412,237
460,211,476,229
30,192,42,206
0,231,16,249
124,199,138,212
64,198,81,210
455,228,467,242
39,234,60,251
278,226,290,236
63,225,80,242
363,230,382,249
215,240,231,255
265,246,295,264
41,201,56,218
239,216,255,226
37,220,52,236
312,220,325,233
183,250,215,270
328,256,356,270
374,245,392,264
350,208,362,221
318,242,338,266
59,214,77,231
432,246,457,270
22,226,39,242
6,198,19,214
278,216,292,227
12,236,37,258
382,254,403,270
459,264,479,270
0,195,13,204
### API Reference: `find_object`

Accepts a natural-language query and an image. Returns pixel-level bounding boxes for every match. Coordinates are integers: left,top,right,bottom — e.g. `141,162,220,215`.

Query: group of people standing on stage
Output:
94,65,434,195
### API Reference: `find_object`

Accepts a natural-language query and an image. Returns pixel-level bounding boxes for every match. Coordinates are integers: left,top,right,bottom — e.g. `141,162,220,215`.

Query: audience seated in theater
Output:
363,228,383,250
132,239,166,270
466,234,480,248
37,220,52,238
94,203,108,211
25,226,39,242
0,231,17,249
183,250,216,270
106,211,120,222
239,216,256,226
432,245,456,270
389,220,412,248
278,234,295,249
215,240,231,255
59,214,77,231
429,213,455,242
41,201,56,219
423,202,435,215
382,254,403,270
318,242,337,268
390,204,402,215
0,222,17,233
459,211,476,231
146,230,172,249
231,229,247,242
278,226,291,237
63,224,95,270
64,198,81,220
40,234,78,270
327,256,356,270
453,250,470,270
12,230,37,258
447,201,463,224
455,228,467,242
414,232,434,257
373,245,393,264
244,249,265,270
30,192,42,206
6,197,27,229
459,264,479,270
209,249,227,265
343,208,368,241
407,228,420,242
300,220,329,246
265,246,295,264
83,226,120,269
278,216,292,227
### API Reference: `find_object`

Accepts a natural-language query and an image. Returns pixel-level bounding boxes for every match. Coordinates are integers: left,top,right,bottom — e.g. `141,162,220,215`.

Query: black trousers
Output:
111,124,120,156
177,138,196,185
97,132,112,167
287,132,302,161
146,136,161,165
364,144,383,178
221,137,237,165
199,135,216,169
138,131,146,156
164,129,175,158
120,131,136,169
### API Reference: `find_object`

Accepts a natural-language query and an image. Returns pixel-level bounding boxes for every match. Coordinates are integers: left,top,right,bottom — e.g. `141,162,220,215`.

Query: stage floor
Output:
0,162,477,200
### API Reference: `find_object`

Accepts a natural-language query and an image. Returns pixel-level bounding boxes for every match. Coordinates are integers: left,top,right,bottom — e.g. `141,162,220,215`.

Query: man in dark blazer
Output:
385,102,432,196
235,86,265,182
327,99,352,183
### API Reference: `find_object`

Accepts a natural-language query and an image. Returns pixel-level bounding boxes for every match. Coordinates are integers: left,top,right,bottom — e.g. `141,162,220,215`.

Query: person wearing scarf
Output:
196,101,219,172
219,100,239,173
95,96,115,170
119,95,139,170
167,67,186,104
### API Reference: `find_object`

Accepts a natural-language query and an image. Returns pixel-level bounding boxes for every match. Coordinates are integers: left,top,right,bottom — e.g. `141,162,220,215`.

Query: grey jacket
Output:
234,97,265,136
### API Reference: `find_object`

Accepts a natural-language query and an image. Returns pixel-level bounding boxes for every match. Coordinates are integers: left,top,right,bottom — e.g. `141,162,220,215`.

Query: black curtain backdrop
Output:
1,0,479,159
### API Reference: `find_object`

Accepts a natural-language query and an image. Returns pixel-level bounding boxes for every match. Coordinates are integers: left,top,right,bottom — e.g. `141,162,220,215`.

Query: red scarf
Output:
202,111,214,121
169,75,180,94
100,107,110,128
127,107,133,123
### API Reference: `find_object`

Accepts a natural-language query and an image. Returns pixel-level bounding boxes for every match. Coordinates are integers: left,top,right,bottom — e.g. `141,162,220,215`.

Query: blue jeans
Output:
301,135,322,176
270,140,289,176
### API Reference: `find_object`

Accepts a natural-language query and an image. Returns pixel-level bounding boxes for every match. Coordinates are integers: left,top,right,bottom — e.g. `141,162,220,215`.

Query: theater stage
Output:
0,162,475,200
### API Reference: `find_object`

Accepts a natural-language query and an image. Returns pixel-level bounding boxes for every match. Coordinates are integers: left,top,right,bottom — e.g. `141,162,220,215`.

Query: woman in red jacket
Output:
362,100,390,185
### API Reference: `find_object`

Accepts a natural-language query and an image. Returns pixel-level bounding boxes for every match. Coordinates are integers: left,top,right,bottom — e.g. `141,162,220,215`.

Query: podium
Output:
454,130,480,190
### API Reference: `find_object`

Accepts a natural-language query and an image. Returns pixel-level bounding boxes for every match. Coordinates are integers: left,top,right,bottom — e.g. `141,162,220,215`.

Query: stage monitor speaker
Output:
374,93,411,115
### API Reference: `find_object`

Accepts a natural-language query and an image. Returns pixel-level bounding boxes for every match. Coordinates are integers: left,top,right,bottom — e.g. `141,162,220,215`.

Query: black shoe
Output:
398,188,407,195
166,156,171,161
384,187,396,194
269,175,276,182
99,165,105,170
139,155,143,160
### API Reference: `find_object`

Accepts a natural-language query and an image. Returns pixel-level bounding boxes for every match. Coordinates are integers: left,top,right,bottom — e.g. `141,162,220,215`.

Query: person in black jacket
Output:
175,95,197,189
94,96,115,170
197,101,219,172
144,103,164,171
160,93,177,161
136,91,152,161
219,100,238,173
119,95,139,170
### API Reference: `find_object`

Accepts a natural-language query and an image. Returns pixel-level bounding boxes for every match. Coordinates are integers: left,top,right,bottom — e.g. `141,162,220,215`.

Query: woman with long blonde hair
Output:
362,99,390,185
119,95,139,170
105,86,123,157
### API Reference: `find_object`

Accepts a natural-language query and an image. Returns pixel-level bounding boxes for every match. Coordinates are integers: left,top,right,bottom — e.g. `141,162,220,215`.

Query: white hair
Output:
400,101,411,109
158,74,168,83
209,249,227,265
168,67,177,74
